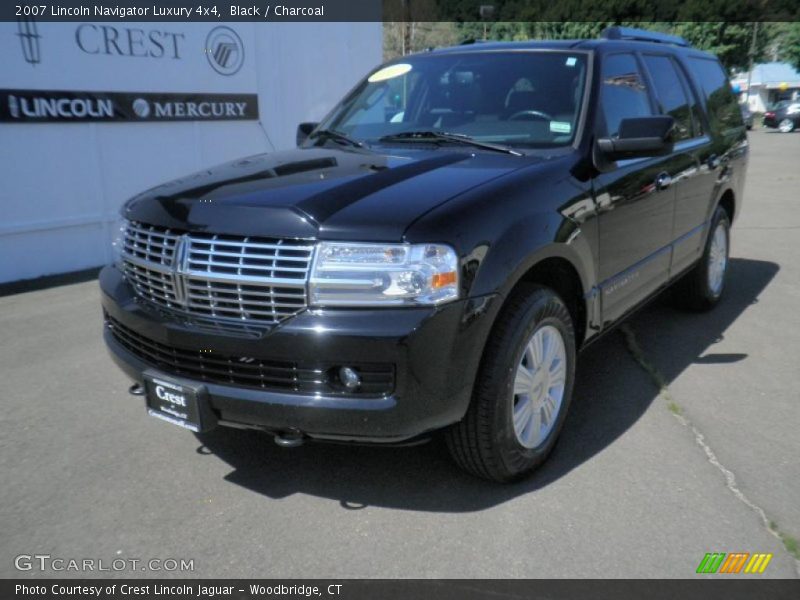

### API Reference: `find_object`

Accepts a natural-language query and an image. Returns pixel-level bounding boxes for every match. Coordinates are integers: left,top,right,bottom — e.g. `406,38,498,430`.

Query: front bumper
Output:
100,265,498,443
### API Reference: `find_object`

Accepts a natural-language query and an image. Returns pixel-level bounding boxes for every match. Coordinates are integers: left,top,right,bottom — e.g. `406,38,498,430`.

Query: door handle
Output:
655,172,672,191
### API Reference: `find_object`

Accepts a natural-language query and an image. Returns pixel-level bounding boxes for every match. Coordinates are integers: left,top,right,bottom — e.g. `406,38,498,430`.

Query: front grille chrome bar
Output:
120,221,314,325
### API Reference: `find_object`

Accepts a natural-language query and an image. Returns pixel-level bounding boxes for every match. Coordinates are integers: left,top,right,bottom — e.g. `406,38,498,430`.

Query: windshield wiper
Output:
378,130,522,156
309,128,364,148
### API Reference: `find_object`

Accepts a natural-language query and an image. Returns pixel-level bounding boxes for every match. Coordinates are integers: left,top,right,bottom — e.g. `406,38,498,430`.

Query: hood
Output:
125,146,539,241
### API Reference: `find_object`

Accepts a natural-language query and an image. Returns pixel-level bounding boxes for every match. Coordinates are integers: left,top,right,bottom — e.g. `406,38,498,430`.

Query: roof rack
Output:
601,27,690,48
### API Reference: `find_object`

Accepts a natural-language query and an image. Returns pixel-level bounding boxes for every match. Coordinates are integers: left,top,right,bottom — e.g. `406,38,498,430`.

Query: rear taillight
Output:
765,112,775,118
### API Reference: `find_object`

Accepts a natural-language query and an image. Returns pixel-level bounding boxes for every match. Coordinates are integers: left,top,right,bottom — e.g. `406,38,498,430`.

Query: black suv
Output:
101,27,748,481
763,100,800,133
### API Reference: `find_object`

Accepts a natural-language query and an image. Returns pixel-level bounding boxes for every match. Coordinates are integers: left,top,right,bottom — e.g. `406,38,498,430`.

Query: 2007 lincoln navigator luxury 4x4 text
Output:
101,28,748,481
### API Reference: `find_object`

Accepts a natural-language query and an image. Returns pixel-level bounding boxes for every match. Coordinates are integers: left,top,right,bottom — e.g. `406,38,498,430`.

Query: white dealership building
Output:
0,21,381,283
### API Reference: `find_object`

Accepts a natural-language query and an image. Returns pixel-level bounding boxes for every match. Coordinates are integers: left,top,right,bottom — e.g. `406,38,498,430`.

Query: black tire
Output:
673,206,731,311
445,285,576,482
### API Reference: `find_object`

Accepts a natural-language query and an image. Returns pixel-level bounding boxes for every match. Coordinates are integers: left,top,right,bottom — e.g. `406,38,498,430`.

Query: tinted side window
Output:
673,59,705,137
643,55,694,140
687,57,741,130
600,53,653,138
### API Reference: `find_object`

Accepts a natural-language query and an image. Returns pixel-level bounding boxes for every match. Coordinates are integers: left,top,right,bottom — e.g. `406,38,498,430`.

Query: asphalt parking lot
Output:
1,130,798,579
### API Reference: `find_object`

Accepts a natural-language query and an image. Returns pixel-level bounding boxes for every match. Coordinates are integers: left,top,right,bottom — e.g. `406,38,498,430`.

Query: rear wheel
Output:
779,118,795,133
445,285,576,482
673,206,730,311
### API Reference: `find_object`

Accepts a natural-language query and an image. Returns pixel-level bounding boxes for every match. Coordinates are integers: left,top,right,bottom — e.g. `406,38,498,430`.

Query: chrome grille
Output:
185,234,311,280
124,261,181,308
121,223,182,310
122,221,180,267
183,278,308,322
120,222,314,324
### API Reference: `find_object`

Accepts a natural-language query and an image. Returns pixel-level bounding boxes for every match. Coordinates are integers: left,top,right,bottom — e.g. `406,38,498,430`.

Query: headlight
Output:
110,217,129,267
309,242,459,306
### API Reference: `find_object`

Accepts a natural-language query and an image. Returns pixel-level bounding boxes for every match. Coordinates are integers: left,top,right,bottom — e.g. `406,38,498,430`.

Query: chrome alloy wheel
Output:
779,118,795,133
707,222,728,296
512,324,567,449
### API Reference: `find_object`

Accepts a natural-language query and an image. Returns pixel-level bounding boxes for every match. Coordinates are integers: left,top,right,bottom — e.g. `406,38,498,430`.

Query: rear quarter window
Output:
686,57,742,131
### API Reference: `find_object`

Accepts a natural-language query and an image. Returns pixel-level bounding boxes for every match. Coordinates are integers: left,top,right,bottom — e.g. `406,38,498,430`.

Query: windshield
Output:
318,51,589,150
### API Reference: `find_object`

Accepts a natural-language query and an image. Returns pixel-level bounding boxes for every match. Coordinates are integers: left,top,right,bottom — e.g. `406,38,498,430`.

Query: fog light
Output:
338,366,361,391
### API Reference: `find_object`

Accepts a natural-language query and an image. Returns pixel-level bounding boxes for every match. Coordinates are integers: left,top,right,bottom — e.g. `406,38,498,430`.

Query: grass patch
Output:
781,532,800,560
620,324,682,415
768,520,800,561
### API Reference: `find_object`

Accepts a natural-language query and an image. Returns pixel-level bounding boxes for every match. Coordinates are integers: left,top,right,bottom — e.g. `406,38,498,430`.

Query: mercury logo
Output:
132,98,150,118
205,26,244,76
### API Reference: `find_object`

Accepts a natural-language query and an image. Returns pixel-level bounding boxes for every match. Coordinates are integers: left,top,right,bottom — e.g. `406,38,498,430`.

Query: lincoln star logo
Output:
171,235,190,306
17,18,41,65
205,26,244,76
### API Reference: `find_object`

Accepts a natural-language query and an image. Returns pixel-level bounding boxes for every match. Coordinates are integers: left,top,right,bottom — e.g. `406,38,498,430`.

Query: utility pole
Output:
480,5,495,41
745,22,758,109
402,0,412,56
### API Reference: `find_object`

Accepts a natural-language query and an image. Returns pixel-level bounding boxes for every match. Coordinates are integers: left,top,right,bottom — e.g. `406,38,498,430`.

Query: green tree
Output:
384,22,461,60
382,2,791,72
672,23,769,72
773,22,800,71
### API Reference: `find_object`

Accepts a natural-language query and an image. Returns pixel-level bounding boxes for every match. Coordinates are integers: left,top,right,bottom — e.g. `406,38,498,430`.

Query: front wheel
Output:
445,285,576,482
673,206,730,311
779,118,795,133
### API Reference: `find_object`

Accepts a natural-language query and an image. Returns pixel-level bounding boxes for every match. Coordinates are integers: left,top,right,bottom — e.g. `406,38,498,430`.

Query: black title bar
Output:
4,0,800,22
4,579,800,600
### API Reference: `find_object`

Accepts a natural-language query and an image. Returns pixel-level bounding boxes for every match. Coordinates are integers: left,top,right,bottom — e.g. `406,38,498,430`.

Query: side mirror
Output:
597,116,675,162
296,122,319,147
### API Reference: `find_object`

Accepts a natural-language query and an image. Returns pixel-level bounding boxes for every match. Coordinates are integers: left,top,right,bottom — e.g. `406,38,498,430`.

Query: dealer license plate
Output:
143,372,212,432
